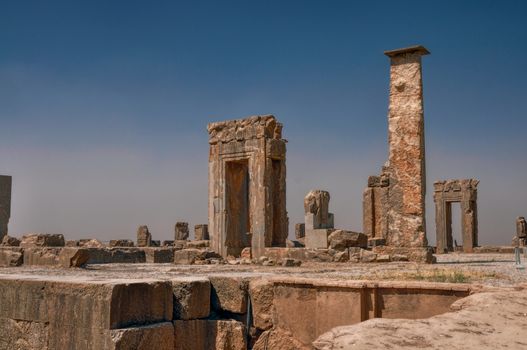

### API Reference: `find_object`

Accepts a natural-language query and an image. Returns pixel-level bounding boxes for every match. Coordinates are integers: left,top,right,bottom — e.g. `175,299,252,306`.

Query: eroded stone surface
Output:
174,319,246,350
136,226,152,247
363,46,429,249
20,233,65,248
328,230,367,250
210,276,249,314
249,279,274,330
208,115,288,258
194,224,209,241
172,277,211,320
313,291,527,350
0,176,11,241
175,222,189,241
110,322,174,350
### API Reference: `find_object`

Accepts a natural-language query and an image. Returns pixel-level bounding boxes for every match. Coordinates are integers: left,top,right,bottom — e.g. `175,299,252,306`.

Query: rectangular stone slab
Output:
0,275,172,330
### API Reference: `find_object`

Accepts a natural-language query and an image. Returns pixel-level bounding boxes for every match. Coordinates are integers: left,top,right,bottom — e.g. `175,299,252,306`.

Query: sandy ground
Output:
0,253,526,287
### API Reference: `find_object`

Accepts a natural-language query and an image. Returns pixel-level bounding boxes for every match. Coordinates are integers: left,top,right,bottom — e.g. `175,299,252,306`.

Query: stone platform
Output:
0,253,525,349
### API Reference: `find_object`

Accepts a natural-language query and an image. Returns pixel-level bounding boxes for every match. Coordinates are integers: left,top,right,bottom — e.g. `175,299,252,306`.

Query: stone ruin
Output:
433,179,479,253
514,216,526,247
304,190,334,249
136,225,152,247
175,222,189,240
363,46,429,249
0,175,12,241
207,115,288,258
194,224,209,240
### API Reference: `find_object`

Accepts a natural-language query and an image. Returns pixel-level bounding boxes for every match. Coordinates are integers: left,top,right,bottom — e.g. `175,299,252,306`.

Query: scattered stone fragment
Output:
295,223,305,239
58,247,90,267
20,233,65,248
136,225,152,247
194,224,209,240
359,249,377,263
0,235,20,247
80,238,104,248
0,247,23,266
376,254,391,263
328,230,368,250
175,222,189,241
187,240,210,249
240,247,252,260
109,239,134,247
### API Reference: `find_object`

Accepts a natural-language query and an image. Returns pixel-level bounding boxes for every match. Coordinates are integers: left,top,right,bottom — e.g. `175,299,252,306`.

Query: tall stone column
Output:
384,46,429,248
0,175,12,240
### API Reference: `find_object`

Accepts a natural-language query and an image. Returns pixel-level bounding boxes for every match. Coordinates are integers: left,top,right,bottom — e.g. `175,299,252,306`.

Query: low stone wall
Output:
0,247,175,267
0,273,472,349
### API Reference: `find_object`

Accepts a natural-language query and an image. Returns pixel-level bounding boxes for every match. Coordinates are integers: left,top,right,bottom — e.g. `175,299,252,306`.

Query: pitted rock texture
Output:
313,290,527,350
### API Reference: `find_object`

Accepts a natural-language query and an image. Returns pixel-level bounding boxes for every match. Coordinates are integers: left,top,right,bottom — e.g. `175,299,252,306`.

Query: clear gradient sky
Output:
1,0,526,244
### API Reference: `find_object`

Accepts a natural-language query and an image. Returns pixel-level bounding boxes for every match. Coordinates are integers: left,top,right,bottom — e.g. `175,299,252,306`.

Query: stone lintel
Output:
384,45,430,57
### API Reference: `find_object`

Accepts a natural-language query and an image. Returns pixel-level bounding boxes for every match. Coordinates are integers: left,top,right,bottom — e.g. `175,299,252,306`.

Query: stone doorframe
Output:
208,115,288,258
434,179,479,253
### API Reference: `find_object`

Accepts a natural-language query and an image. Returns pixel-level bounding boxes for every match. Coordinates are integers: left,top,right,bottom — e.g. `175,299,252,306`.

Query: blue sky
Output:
1,0,526,244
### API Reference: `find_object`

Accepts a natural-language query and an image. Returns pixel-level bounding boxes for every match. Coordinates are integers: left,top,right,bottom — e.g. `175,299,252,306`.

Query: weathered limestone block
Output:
23,247,63,266
109,239,134,247
295,223,305,239
305,229,333,249
0,235,20,246
328,230,368,250
136,225,152,247
0,175,11,241
110,322,174,350
249,279,274,330
0,318,49,350
173,240,188,250
174,248,204,265
194,224,209,240
252,328,310,350
144,247,174,263
210,276,249,314
175,222,189,241
20,233,65,248
109,248,147,263
304,190,332,229
86,248,146,264
80,238,105,248
372,246,435,263
173,319,246,350
329,249,349,262
0,247,23,266
304,249,333,262
516,217,527,246
65,240,80,247
172,277,211,320
186,240,210,249
58,248,90,267
0,277,173,348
